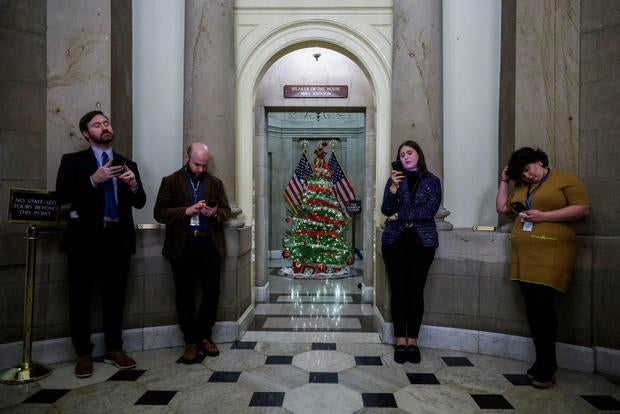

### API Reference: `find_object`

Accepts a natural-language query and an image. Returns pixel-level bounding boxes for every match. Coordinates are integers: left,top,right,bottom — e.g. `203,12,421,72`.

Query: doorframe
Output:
234,1,394,303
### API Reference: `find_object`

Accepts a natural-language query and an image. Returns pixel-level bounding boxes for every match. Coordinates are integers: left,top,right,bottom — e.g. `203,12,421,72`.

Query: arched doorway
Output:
233,2,394,306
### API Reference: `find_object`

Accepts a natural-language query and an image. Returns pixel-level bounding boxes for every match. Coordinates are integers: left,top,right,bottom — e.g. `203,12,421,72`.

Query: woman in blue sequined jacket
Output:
381,140,441,365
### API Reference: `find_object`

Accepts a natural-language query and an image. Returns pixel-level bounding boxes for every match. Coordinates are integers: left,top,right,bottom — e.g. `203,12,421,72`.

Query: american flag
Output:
284,152,313,213
328,152,357,218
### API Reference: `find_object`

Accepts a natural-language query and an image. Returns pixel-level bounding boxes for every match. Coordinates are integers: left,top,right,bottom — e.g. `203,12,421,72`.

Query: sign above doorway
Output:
284,85,348,98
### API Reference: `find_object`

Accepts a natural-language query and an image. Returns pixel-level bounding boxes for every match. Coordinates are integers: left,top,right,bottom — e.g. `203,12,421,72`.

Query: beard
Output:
89,130,115,145
185,163,205,181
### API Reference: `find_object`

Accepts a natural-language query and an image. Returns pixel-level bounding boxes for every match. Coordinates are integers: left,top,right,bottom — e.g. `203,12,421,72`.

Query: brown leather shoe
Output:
104,349,136,369
201,338,220,357
182,343,200,363
75,355,93,378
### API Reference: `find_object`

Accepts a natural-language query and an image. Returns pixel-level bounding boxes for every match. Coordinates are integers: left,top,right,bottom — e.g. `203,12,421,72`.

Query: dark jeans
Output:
67,227,130,356
518,281,558,375
382,228,436,339
170,236,221,344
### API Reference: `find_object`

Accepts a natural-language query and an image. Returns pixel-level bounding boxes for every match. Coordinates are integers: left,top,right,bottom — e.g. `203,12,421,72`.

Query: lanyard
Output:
185,167,201,203
525,168,550,209
189,178,200,203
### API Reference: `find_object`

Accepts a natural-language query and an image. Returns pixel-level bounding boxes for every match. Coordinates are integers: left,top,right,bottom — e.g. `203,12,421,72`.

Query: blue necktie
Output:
101,152,118,219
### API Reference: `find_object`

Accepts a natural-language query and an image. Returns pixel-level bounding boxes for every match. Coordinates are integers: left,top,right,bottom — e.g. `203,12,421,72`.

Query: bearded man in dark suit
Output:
56,110,146,378
154,142,230,363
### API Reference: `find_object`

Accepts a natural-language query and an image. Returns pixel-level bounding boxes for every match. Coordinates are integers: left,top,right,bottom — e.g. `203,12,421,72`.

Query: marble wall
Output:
0,0,46,266
46,0,113,181
579,0,620,236
184,0,236,198
515,0,580,173
391,0,443,180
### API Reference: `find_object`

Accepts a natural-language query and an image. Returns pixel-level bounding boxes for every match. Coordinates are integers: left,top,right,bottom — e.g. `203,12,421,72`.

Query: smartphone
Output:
391,160,404,172
207,199,218,208
110,157,125,168
511,201,527,213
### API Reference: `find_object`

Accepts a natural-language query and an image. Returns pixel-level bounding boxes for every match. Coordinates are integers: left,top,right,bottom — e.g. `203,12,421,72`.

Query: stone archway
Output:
233,1,394,302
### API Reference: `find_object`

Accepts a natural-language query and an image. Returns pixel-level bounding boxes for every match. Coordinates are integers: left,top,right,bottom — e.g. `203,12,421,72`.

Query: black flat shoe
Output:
407,345,421,363
394,345,408,364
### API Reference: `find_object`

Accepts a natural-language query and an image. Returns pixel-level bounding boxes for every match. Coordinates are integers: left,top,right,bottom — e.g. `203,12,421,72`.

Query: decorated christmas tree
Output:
282,142,354,276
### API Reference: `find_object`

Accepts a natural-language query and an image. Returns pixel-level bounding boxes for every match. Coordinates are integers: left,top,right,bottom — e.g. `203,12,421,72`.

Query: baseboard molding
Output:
373,307,614,375
0,312,254,370
255,283,270,303
594,346,620,377
361,285,374,304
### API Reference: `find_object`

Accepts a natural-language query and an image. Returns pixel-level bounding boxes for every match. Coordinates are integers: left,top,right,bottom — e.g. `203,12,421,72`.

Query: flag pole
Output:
329,140,362,260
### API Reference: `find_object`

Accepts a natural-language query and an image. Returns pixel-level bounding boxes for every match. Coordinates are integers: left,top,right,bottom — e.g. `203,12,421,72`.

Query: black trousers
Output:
518,281,558,375
67,227,130,356
382,228,436,339
170,236,221,345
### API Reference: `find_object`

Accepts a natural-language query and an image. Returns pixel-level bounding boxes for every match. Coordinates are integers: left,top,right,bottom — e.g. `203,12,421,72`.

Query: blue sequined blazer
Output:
380,173,442,247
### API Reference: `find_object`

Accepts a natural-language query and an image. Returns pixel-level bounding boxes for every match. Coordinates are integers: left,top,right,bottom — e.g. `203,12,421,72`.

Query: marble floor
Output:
1,261,619,413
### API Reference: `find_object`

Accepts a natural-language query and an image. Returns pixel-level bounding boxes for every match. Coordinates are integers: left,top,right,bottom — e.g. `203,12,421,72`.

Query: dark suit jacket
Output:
154,167,231,260
56,148,147,255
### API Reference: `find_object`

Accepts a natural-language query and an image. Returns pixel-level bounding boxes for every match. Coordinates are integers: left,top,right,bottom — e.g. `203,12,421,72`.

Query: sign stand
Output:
345,200,363,260
1,224,52,384
1,188,63,384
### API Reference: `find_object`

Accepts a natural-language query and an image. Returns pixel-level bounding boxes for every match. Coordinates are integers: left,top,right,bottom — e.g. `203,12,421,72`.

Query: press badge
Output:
190,214,200,227
522,219,533,232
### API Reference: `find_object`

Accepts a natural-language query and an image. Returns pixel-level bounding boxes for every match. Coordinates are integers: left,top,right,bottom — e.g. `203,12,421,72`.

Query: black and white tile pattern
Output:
2,267,618,413
4,339,618,413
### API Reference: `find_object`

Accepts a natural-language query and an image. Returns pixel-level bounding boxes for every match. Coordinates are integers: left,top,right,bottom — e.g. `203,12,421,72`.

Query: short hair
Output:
79,110,106,133
396,140,430,177
507,147,549,181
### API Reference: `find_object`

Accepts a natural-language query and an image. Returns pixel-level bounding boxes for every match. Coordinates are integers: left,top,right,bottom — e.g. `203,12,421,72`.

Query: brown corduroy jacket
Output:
154,167,231,259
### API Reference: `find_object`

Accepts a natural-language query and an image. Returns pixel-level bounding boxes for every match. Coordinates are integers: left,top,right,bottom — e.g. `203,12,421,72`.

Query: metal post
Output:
1,224,52,384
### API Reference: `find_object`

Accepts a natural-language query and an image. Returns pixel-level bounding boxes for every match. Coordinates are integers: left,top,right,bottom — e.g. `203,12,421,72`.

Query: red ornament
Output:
347,256,354,265
292,260,304,273
285,217,291,223
282,249,290,258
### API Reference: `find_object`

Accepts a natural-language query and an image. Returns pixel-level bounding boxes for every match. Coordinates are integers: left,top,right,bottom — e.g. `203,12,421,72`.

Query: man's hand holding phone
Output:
201,199,218,217
110,157,126,173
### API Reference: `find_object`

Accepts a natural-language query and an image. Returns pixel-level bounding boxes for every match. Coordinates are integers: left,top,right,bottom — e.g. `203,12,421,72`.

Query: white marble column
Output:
442,0,501,228
132,0,185,225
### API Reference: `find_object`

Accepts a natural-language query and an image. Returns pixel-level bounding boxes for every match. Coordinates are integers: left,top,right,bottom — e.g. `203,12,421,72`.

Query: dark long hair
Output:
396,140,431,201
396,140,430,177
506,147,549,182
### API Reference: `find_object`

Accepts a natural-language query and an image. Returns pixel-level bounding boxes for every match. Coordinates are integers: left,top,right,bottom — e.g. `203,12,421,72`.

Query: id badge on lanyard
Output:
190,215,200,226
189,175,201,227
522,219,533,232
521,168,550,233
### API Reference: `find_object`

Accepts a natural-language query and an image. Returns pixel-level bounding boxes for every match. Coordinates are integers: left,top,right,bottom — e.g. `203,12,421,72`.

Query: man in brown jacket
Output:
154,142,231,363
